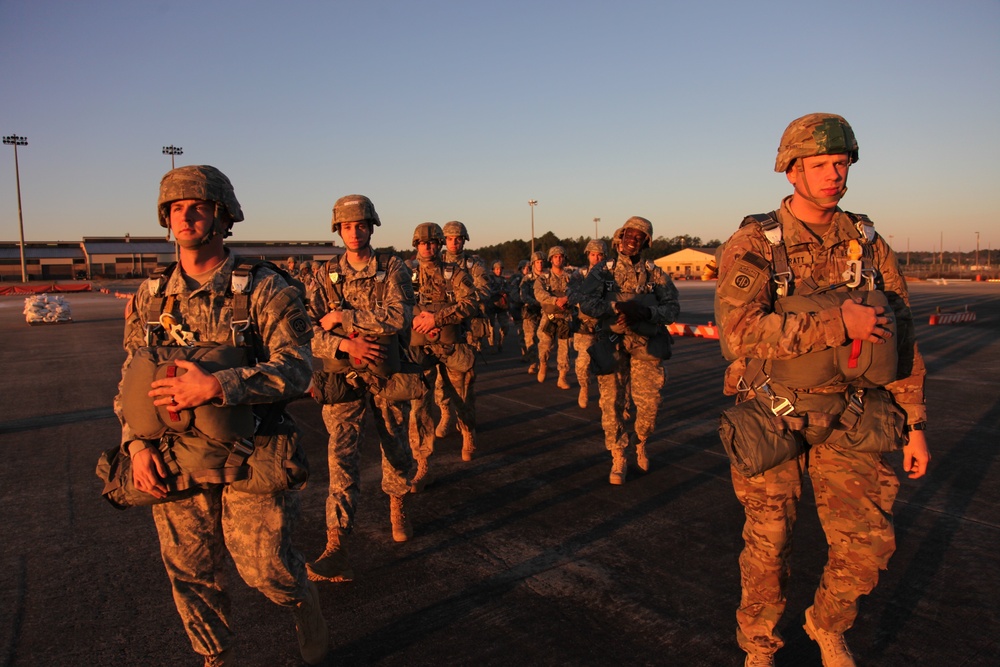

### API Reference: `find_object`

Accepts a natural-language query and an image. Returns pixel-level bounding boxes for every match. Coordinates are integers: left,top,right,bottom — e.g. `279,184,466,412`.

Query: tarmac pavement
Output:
1,280,998,666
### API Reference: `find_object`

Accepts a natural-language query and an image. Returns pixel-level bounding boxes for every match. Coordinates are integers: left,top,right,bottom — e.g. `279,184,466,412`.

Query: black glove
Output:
615,301,652,323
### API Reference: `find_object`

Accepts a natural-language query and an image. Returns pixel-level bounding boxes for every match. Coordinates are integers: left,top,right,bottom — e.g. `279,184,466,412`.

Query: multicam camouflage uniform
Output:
307,250,416,538
409,246,478,463
534,247,575,387
716,198,926,657
115,252,316,659
578,220,680,484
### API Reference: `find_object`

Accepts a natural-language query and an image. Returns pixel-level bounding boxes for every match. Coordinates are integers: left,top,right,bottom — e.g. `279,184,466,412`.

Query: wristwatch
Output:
906,422,927,432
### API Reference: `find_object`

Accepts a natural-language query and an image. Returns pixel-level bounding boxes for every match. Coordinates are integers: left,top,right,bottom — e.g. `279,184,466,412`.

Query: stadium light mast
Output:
162,145,183,169
528,200,538,258
593,217,600,238
3,134,29,282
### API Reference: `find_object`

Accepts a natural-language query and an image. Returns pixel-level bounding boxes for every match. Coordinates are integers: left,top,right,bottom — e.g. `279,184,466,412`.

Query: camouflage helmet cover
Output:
412,222,445,247
621,216,653,249
492,260,503,270
547,245,566,259
517,259,529,270
775,113,858,173
530,250,546,263
157,165,243,228
332,194,381,232
584,239,608,255
442,220,470,241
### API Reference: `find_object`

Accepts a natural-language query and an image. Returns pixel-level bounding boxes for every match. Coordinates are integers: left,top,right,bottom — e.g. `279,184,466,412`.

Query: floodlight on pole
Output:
528,200,538,258
162,145,183,169
3,134,29,283
593,217,600,238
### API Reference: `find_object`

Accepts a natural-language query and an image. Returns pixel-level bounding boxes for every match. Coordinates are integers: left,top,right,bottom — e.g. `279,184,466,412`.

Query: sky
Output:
1,0,998,253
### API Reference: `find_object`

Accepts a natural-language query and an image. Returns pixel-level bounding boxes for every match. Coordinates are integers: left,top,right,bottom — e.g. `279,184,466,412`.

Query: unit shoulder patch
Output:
719,252,768,304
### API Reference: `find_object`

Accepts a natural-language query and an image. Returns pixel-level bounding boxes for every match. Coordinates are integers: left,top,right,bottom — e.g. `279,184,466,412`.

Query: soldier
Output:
298,260,316,300
435,221,490,438
306,194,417,588
114,165,327,665
715,113,930,667
567,239,608,408
508,259,527,352
520,250,545,373
408,223,478,476
286,255,299,278
487,260,510,353
534,245,574,389
578,217,680,485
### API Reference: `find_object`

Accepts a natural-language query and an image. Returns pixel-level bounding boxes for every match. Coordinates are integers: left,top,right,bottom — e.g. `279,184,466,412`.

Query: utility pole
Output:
593,217,600,238
528,200,538,258
3,134,29,282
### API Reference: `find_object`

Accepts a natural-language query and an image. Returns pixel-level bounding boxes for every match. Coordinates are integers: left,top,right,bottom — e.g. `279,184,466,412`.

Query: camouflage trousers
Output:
731,445,899,655
321,394,415,533
573,332,595,388
488,310,510,348
152,486,310,657
597,353,664,451
522,315,540,363
411,345,477,460
537,323,571,373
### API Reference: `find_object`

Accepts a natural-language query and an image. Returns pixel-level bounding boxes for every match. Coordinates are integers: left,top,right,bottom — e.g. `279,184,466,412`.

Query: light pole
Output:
162,145,183,169
528,200,538,258
593,217,600,238
976,231,980,269
3,134,28,283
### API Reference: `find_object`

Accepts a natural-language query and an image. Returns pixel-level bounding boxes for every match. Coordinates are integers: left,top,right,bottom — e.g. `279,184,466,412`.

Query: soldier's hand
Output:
615,301,652,323
555,296,569,310
412,310,438,333
132,446,169,499
902,429,930,479
343,336,386,363
320,310,343,331
149,360,224,410
841,297,892,344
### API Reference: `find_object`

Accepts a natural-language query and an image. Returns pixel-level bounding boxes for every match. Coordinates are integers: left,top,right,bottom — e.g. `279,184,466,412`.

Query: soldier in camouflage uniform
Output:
567,239,608,408
520,251,545,373
305,195,417,586
534,245,575,389
286,255,299,278
487,260,510,353
115,165,327,666
435,221,490,438
715,114,930,667
578,217,680,485
298,260,316,300
508,259,527,352
408,223,478,472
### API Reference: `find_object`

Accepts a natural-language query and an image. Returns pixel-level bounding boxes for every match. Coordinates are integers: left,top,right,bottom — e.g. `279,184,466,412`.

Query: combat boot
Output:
635,441,650,472
557,371,570,389
578,383,589,408
204,647,236,667
803,606,856,667
537,364,547,383
293,580,329,665
744,653,775,667
461,429,476,461
307,528,354,583
390,495,413,542
609,449,628,485
527,362,538,374
435,407,455,438
410,456,433,493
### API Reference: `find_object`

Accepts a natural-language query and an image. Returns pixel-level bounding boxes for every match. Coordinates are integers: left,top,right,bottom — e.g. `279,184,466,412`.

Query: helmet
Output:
775,113,858,173
611,227,624,250
157,165,243,230
492,260,503,270
299,260,312,272
443,220,470,241
287,256,296,264
332,194,380,233
585,239,608,255
530,250,545,263
517,259,529,271
622,216,653,249
547,246,566,259
412,222,445,247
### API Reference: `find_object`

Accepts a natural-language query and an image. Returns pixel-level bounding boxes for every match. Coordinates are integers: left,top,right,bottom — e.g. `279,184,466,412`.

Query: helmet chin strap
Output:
794,162,849,208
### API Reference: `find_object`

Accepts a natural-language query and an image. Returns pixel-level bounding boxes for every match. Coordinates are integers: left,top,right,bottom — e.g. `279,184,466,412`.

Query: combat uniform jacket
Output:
578,254,680,338
568,267,599,334
715,197,926,424
413,257,477,338
520,272,542,321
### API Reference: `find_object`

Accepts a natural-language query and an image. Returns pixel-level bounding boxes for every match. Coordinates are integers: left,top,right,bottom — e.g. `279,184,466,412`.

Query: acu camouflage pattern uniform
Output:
307,251,416,536
567,240,607,408
486,262,511,351
520,256,544,371
533,249,575,383
408,250,478,461
578,230,680,473
716,198,926,656
115,253,316,659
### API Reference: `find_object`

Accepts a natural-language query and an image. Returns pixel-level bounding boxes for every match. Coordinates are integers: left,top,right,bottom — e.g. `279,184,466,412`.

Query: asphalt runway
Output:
1,280,998,666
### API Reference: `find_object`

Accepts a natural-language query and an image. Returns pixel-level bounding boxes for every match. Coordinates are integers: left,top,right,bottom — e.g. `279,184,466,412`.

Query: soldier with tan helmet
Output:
534,245,574,389
113,165,327,665
486,260,510,353
520,250,545,373
715,114,930,667
305,194,418,586
578,216,679,485
567,239,608,408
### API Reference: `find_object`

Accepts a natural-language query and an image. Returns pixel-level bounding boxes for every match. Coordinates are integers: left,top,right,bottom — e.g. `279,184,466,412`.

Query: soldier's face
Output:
587,251,605,267
169,199,215,247
446,236,465,254
550,254,565,269
532,259,544,273
620,228,647,257
493,266,502,276
417,240,440,260
788,153,850,207
338,220,371,252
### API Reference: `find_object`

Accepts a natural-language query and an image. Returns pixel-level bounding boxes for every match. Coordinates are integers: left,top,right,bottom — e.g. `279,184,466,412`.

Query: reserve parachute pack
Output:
410,260,464,346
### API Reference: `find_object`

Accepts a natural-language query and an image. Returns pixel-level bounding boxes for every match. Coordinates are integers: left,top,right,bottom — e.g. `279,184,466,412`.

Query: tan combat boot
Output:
410,456,433,493
461,429,476,462
527,362,538,374
435,407,455,438
390,495,413,542
557,371,570,389
803,606,856,667
204,647,236,667
744,653,775,667
636,441,650,472
578,384,588,408
537,364,547,383
307,528,354,583
609,449,627,485
293,580,329,665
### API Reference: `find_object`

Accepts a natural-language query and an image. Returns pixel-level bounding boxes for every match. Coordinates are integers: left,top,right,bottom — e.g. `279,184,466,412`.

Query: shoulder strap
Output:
742,211,791,297
144,262,178,345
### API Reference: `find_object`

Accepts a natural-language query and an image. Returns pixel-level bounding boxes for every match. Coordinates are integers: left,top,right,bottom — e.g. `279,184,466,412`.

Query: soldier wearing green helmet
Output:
534,246,574,389
715,114,930,667
567,239,608,408
519,250,546,373
486,260,511,353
